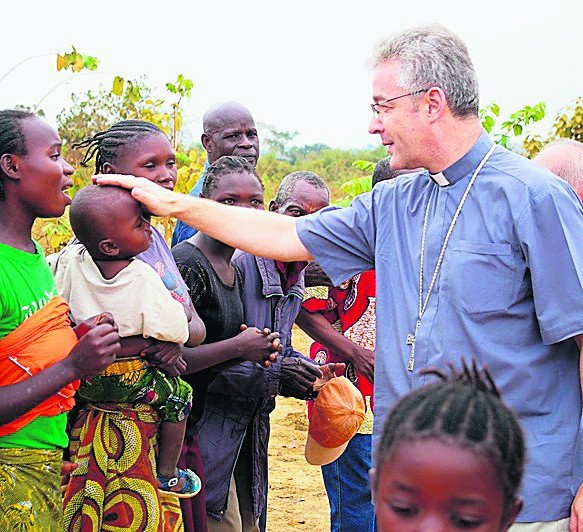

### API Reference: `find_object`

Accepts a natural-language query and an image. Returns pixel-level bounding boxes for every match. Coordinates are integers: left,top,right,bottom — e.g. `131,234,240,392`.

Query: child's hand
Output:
236,324,281,368
73,312,116,339
141,341,185,375
66,323,120,378
156,357,187,377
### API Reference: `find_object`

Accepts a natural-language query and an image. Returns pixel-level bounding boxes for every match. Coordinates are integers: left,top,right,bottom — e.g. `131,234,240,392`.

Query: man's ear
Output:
269,200,278,213
425,87,448,124
201,133,212,157
0,154,20,181
98,238,120,257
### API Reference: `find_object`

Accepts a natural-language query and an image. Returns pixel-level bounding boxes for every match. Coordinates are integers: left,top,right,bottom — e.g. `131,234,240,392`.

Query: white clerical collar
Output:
429,172,451,187
427,131,494,188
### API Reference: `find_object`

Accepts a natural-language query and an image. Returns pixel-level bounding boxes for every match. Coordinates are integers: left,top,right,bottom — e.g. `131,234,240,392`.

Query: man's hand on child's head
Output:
73,312,116,339
93,174,179,218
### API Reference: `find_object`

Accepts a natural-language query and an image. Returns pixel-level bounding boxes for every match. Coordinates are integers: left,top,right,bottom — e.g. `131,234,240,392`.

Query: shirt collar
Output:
429,130,494,187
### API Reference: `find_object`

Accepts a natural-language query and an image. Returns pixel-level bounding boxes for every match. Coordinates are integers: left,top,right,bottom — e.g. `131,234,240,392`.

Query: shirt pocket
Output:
444,240,516,315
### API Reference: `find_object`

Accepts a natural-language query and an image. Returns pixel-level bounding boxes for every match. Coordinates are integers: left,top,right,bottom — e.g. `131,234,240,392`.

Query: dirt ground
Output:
266,328,330,532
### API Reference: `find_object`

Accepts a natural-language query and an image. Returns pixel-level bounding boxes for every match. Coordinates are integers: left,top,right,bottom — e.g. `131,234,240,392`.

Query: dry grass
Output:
266,327,329,531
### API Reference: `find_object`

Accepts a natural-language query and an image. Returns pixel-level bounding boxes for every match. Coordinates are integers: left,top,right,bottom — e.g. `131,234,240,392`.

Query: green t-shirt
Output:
0,240,67,449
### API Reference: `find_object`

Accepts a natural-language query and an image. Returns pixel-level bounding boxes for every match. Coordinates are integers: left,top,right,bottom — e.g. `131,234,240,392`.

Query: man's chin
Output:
238,155,258,167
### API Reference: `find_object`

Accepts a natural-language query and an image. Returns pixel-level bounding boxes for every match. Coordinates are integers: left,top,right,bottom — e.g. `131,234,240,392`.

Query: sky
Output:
1,0,581,150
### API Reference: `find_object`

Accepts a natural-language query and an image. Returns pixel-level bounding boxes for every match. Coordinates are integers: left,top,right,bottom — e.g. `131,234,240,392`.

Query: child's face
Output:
374,439,520,531
105,194,152,258
105,133,177,191
13,117,74,218
207,172,264,210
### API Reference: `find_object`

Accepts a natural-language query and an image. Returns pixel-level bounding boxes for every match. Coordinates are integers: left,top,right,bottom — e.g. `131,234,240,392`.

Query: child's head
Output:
0,110,74,218
373,361,524,531
70,185,151,260
200,155,264,210
74,120,177,190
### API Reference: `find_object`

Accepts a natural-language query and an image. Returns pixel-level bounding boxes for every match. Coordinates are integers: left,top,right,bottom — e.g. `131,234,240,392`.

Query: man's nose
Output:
369,117,383,135
238,135,253,148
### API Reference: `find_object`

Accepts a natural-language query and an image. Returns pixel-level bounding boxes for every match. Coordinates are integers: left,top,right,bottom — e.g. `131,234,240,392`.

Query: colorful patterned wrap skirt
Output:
63,403,183,532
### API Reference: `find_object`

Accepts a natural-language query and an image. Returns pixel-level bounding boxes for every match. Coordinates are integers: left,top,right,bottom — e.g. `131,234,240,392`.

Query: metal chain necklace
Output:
406,144,496,371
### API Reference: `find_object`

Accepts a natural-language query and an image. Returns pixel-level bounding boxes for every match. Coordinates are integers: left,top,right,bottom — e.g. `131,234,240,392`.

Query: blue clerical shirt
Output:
171,162,210,246
296,131,583,522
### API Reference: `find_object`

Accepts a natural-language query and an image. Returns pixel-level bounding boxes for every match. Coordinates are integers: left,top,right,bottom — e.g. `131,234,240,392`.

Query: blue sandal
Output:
157,468,201,498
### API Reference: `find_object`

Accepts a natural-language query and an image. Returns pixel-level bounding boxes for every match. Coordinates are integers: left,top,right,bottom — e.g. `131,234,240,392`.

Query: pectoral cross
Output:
406,320,421,372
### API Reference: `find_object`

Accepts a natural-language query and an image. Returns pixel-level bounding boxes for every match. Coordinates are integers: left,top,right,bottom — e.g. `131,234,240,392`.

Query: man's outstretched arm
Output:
95,174,312,262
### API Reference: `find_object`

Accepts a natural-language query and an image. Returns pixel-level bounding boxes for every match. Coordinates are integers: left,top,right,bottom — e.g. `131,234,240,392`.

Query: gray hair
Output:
371,24,479,118
535,138,583,187
274,171,329,206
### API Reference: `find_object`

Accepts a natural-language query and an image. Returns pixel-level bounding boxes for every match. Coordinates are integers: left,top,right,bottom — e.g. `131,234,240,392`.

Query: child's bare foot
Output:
157,468,201,499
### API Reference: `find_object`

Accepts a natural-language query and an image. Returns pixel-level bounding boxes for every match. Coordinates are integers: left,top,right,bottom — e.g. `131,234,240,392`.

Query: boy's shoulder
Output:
46,242,87,274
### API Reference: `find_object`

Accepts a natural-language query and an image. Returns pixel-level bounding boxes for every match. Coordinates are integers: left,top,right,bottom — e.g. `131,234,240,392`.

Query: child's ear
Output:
98,239,120,257
502,497,523,530
102,162,115,175
268,200,278,213
0,154,20,181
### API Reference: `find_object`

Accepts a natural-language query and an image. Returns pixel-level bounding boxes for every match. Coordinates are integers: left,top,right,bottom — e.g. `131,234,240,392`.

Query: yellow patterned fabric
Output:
0,448,63,531
63,403,183,532
102,357,147,376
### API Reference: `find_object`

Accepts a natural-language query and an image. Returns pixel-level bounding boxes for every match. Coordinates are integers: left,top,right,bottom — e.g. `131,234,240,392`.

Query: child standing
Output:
172,156,281,532
372,361,525,532
49,185,201,497
0,110,120,531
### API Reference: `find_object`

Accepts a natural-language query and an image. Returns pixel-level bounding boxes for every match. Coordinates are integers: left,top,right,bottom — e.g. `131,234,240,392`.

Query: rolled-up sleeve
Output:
518,184,583,344
296,191,378,286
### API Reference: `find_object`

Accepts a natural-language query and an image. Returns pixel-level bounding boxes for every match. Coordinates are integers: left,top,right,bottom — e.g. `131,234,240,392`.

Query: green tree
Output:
479,102,546,149
40,76,199,251
260,124,300,161
523,97,583,158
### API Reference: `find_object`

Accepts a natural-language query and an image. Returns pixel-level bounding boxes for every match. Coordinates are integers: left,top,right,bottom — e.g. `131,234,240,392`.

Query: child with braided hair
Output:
64,121,276,532
61,120,208,531
372,360,525,532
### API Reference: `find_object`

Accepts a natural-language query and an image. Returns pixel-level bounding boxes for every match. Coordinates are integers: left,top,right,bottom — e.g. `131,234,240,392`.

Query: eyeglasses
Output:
370,89,428,118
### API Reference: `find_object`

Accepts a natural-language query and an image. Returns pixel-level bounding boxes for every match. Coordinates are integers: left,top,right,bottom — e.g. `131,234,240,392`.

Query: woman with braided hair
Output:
372,360,525,531
62,120,209,531
0,110,120,531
